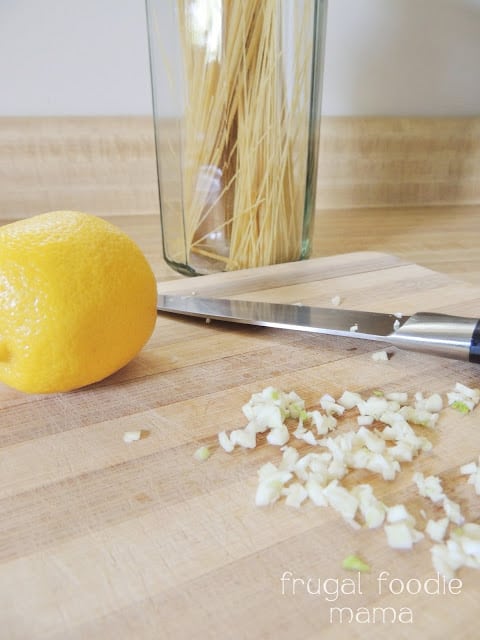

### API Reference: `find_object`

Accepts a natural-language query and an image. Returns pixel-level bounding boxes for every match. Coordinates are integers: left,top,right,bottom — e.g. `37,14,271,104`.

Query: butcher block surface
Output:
1,251,480,640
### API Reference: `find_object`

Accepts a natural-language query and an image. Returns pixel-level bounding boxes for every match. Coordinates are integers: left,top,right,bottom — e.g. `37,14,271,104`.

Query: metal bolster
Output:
390,312,478,361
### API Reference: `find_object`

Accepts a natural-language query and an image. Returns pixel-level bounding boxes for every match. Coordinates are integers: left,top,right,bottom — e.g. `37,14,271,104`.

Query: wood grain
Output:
318,117,480,208
2,115,480,637
1,252,480,639
2,115,480,283
0,117,159,218
1,116,480,220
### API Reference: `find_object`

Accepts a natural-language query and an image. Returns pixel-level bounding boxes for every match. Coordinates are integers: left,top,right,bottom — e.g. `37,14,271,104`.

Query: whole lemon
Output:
0,211,157,393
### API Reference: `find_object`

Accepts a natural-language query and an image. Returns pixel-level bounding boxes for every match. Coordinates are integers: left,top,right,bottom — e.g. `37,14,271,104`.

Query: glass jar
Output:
146,0,328,276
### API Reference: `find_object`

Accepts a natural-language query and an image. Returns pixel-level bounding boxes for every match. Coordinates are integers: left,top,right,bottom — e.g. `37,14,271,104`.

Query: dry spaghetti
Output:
177,0,315,271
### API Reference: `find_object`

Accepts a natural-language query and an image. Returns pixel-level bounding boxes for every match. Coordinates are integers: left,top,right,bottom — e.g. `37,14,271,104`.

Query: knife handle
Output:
392,313,480,363
470,321,480,363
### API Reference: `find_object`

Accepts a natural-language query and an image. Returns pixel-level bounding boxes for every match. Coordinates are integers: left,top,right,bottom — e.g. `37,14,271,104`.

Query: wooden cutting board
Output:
1,251,480,639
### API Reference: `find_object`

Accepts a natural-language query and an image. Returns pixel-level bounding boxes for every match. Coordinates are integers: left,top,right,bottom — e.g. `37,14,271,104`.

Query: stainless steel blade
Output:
157,294,407,342
156,294,480,363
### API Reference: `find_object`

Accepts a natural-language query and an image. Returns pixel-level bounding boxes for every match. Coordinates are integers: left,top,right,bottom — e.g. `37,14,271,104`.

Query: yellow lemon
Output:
0,211,157,393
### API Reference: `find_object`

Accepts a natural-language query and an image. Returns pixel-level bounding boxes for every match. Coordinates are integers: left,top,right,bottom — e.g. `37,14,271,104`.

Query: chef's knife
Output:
157,294,480,363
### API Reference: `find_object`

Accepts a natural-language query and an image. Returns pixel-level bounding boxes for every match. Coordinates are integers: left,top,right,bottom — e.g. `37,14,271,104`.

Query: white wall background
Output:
0,0,479,117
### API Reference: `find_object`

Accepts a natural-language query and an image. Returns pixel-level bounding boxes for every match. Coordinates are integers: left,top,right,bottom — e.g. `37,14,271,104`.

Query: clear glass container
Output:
146,0,328,276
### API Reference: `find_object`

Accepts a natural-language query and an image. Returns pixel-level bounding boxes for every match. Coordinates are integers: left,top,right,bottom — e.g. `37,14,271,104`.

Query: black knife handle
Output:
469,319,480,363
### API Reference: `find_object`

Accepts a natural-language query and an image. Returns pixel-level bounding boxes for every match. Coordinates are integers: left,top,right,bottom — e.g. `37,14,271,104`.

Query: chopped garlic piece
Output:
325,458,345,481
293,421,319,445
306,476,329,506
320,394,345,416
454,382,480,401
413,472,445,503
279,446,300,471
387,504,415,525
294,452,331,483
357,426,386,453
460,461,478,475
351,484,386,528
362,452,400,480
385,392,408,403
255,468,293,506
371,350,389,361
430,544,460,580
230,428,257,449
449,400,471,414
425,517,449,542
331,295,342,306
309,410,337,436
442,496,464,525
266,424,290,446
258,462,278,481
357,396,389,419
400,405,439,429
255,481,284,507
385,522,423,550
243,402,283,431
338,390,362,410
193,445,211,461
459,523,480,555
349,323,358,332
468,472,480,495
218,430,234,453
384,523,414,549
282,482,308,508
424,393,443,412
301,430,318,446
460,457,480,495
357,415,374,426
447,382,480,414
123,430,142,443
342,554,370,573
322,480,359,521
431,523,480,579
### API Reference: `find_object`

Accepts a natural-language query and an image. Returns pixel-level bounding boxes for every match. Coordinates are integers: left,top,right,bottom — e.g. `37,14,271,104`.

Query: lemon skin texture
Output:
0,211,158,393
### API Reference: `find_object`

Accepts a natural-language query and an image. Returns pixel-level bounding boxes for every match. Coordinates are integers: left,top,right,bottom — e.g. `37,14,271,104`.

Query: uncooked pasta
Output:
177,0,315,271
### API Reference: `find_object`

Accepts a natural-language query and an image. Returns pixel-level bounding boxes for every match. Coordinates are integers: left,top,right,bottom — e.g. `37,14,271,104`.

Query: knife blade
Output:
157,294,480,363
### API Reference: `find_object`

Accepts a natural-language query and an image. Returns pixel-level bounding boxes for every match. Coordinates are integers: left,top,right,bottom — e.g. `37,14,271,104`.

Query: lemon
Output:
0,211,158,393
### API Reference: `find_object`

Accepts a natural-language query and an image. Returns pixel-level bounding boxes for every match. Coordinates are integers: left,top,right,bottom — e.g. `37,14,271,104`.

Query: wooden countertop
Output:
1,116,479,284
1,206,479,285
122,205,480,286
1,117,480,639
